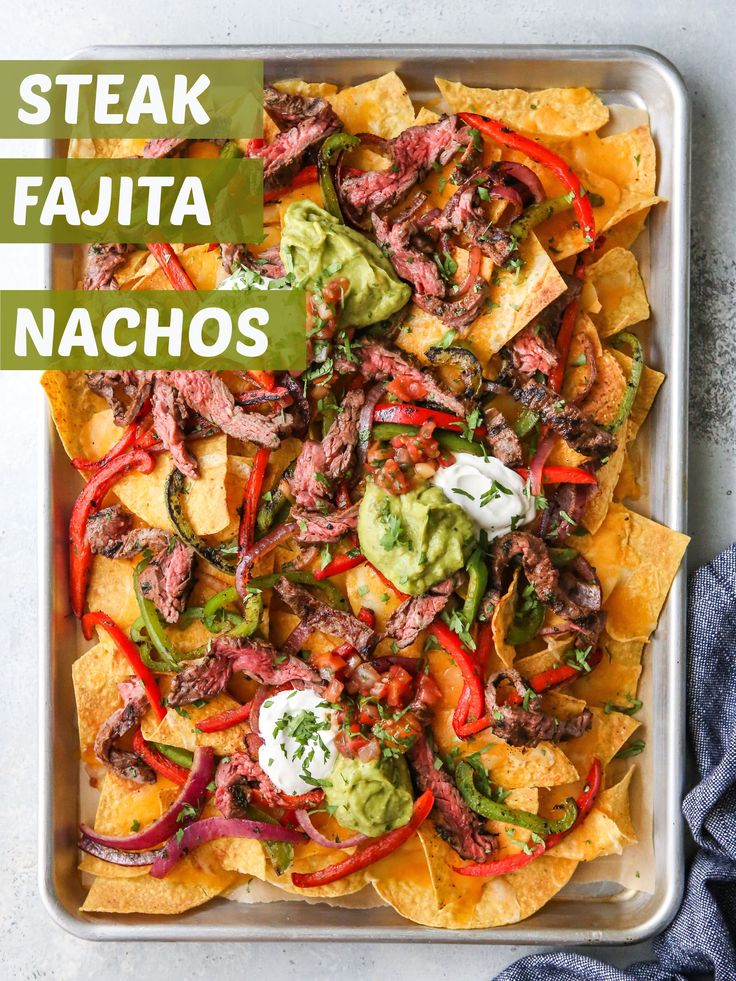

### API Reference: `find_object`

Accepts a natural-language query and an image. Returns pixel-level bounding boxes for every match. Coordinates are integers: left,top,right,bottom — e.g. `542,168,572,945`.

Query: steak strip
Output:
383,580,454,649
94,680,156,783
83,243,134,291
486,669,593,747
408,737,497,862
291,503,360,544
86,370,153,426
359,341,466,416
274,576,377,654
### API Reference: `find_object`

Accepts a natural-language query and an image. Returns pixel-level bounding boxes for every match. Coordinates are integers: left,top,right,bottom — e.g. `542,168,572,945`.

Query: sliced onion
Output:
488,184,524,221
356,382,385,471
150,817,305,878
294,809,370,850
283,374,310,438
357,738,381,763
496,161,545,202
529,432,556,498
78,833,163,867
370,655,421,674
452,245,482,299
236,521,297,597
80,746,214,851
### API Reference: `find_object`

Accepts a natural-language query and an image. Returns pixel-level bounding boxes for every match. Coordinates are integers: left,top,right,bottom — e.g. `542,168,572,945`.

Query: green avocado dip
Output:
324,754,414,837
358,481,476,596
279,199,411,326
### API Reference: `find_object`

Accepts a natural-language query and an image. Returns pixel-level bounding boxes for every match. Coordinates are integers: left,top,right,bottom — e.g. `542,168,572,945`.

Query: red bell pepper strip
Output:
454,757,602,877
146,243,197,290
246,370,277,391
366,562,410,601
238,447,271,555
81,611,166,722
514,463,597,486
291,790,434,887
247,138,265,154
71,418,161,473
357,606,376,629
251,788,324,811
69,447,156,618
264,164,318,203
474,620,494,672
132,728,188,784
428,620,489,738
372,403,485,437
196,700,253,734
458,113,596,248
502,648,603,705
313,551,366,581
548,296,579,393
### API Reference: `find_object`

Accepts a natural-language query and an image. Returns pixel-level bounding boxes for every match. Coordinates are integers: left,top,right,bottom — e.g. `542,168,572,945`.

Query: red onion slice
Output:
294,809,370,850
79,833,163,867
80,746,214,851
489,184,524,222
529,432,556,498
451,245,482,299
150,817,305,879
496,161,545,202
236,521,297,597
356,382,386,471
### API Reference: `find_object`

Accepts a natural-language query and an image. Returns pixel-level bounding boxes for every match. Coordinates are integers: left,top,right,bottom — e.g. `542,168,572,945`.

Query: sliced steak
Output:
483,406,523,467
321,389,365,482
142,138,191,158
167,370,290,448
215,751,300,816
511,322,559,376
384,592,450,650
274,576,376,654
292,503,360,544
94,680,156,783
167,636,320,706
137,539,195,623
413,282,490,332
86,370,153,426
437,168,519,265
360,341,466,416
339,115,480,222
408,737,497,862
85,505,135,557
539,480,595,544
288,440,330,510
486,669,593,747
253,86,341,193
150,374,199,478
372,205,445,299
83,243,134,291
220,243,287,279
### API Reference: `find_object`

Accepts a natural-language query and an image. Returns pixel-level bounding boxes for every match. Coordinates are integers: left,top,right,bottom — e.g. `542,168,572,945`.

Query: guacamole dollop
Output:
279,199,411,326
358,481,476,596
324,754,413,837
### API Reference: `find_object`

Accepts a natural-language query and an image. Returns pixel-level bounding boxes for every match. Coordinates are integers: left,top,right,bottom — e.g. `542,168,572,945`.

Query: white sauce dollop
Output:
432,452,536,541
257,688,338,796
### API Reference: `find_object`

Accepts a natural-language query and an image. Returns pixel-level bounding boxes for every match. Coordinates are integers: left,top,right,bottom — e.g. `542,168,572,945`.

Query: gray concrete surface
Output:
1,1,734,977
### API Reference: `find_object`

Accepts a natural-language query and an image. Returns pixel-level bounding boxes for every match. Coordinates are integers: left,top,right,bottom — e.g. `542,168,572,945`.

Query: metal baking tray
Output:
38,44,690,943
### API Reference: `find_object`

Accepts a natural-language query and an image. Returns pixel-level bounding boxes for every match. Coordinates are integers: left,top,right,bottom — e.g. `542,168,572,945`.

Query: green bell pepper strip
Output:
508,191,605,245
513,408,539,438
246,804,293,875
133,559,180,671
165,468,238,575
506,595,545,645
318,132,360,221
150,741,194,769
608,331,644,433
256,462,294,537
456,761,577,836
370,422,483,457
462,548,488,628
201,587,263,637
219,140,244,159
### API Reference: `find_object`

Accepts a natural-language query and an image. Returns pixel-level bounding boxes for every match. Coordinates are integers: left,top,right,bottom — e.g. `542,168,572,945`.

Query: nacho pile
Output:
46,71,687,930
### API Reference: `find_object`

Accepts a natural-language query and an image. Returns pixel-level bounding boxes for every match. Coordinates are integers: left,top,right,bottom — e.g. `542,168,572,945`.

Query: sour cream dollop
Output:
258,688,338,796
432,452,536,541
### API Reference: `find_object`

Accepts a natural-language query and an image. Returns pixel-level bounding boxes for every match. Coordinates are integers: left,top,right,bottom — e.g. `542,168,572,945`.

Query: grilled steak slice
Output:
83,243,134,291
321,389,365,482
511,322,559,376
289,440,330,510
505,375,616,460
167,370,290,448
86,370,153,426
339,115,479,222
360,341,466,416
253,86,341,193
137,539,194,623
142,138,191,158
408,737,497,862
539,480,595,543
483,406,523,467
384,591,451,650
274,576,377,654
292,503,360,544
220,243,287,279
372,206,445,299
413,282,490,332
486,669,593,747
150,374,199,478
167,636,320,706
436,166,523,265
215,750,308,816
94,680,156,783
85,505,135,556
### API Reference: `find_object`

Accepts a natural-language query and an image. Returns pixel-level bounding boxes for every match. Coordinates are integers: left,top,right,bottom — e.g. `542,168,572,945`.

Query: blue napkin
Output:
497,544,736,981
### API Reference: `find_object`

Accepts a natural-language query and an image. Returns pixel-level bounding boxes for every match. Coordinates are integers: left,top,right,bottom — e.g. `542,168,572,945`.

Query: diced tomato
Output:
385,376,429,402
387,665,414,709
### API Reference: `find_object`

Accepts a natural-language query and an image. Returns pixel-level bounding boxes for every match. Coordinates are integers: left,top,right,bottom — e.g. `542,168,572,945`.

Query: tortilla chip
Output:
551,767,637,861
81,867,234,914
492,569,520,667
603,508,689,642
583,436,626,534
615,447,642,502
273,79,338,98
596,206,651,255
586,248,650,337
328,72,415,139
72,642,135,756
141,690,250,755
560,705,640,778
436,79,609,138
610,349,665,440
577,350,628,429
41,370,108,460
571,634,644,709
345,561,403,632
130,243,220,291
575,502,632,601
86,555,140,630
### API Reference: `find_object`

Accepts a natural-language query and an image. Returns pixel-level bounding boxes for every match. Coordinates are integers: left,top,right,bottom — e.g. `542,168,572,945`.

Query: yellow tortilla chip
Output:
329,72,415,139
583,436,626,534
576,502,632,601
436,78,609,137
603,508,689,642
610,349,664,440
571,634,644,709
561,705,640,778
615,447,642,502
596,206,651,255
273,79,338,98
81,867,234,914
141,690,250,756
492,568,520,667
344,561,403,632
551,767,637,861
586,248,650,337
72,642,135,756
41,370,109,460
86,555,140,629
130,243,220,291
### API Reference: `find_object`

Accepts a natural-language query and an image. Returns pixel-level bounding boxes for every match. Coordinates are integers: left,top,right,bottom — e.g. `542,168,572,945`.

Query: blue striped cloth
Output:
497,544,736,981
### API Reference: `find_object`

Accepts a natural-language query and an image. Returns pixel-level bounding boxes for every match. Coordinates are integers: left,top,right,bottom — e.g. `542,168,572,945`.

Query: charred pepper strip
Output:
508,191,604,244
318,133,360,220
69,447,156,618
371,422,482,457
548,296,579,393
462,548,488,628
239,447,271,558
146,243,197,290
291,790,434,888
82,611,166,722
133,559,180,671
459,113,597,247
455,761,577,837
514,464,597,485
196,701,253,733
428,620,488,738
201,586,263,637
132,729,189,785
264,164,318,203
165,468,237,575
256,462,294,536
608,332,644,433
502,648,604,705
150,741,194,769
313,550,366,580
373,403,485,436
